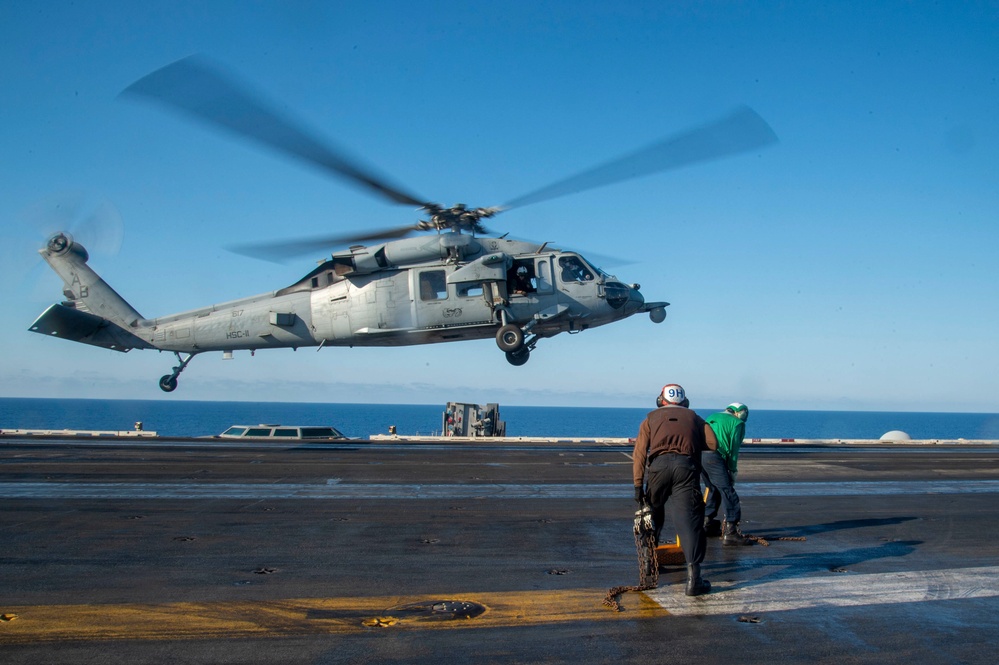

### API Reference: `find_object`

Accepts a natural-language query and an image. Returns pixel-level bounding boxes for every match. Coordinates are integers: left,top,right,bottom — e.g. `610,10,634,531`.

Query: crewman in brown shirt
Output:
632,384,717,596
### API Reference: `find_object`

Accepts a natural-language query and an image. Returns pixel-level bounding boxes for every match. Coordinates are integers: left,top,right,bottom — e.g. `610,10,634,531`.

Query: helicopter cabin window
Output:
419,270,448,301
457,283,484,298
559,255,594,283
508,260,537,295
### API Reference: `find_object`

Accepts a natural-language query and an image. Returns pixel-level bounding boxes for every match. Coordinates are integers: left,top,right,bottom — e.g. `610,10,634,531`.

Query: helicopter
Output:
28,56,777,393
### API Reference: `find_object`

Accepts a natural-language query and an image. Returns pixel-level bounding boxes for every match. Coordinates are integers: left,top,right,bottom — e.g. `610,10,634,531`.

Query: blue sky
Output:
2,1,997,412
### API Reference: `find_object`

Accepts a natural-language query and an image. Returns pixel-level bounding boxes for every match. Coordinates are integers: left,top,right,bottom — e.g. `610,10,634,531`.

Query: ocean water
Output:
2,398,998,440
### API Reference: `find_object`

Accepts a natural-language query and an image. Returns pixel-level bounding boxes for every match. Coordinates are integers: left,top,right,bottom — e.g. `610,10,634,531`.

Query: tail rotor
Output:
8,192,124,301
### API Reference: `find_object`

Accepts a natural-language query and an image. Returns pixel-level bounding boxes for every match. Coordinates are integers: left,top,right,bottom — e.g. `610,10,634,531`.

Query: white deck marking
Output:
1,480,999,500
647,565,999,616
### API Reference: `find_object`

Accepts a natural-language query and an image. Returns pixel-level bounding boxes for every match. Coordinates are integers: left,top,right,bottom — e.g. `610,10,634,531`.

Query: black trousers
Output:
646,453,706,565
701,449,742,523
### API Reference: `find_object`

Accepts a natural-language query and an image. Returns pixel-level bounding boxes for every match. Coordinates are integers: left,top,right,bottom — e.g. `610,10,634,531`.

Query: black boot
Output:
685,563,710,596
722,520,751,546
704,518,722,538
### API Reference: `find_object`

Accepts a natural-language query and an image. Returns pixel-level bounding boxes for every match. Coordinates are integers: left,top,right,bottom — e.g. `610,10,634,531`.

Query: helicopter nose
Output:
627,284,645,313
604,281,644,313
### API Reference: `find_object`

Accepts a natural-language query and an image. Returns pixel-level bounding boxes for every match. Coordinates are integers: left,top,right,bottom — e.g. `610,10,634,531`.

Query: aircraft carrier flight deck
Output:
2,433,999,664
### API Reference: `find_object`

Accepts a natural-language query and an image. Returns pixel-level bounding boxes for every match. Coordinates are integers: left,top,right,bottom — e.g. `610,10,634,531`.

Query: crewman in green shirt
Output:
703,403,751,546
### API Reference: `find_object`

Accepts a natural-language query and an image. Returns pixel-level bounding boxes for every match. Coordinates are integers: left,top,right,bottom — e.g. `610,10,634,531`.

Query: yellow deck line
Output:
0,589,667,643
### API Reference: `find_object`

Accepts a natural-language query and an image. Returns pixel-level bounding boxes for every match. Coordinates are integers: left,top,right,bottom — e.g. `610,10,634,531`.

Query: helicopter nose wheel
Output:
496,324,525,353
158,351,197,392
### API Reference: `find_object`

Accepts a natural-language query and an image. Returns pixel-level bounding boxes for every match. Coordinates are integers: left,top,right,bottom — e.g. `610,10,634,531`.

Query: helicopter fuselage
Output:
30,232,668,391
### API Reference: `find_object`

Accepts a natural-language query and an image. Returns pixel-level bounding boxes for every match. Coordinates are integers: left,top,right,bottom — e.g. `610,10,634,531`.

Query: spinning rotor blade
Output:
7,192,124,301
227,225,422,263
20,191,124,257
121,55,430,208
502,106,778,211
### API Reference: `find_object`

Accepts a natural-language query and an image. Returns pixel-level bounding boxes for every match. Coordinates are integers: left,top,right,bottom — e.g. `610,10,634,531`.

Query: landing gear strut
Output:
159,352,197,392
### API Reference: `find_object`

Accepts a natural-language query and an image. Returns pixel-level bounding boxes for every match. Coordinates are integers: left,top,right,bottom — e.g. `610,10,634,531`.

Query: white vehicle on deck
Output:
217,425,348,441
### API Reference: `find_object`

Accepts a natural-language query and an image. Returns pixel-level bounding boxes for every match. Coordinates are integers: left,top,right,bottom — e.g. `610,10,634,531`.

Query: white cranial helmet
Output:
660,384,686,405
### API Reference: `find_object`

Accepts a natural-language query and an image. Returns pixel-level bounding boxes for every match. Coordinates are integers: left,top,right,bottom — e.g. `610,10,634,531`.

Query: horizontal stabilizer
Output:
29,304,154,352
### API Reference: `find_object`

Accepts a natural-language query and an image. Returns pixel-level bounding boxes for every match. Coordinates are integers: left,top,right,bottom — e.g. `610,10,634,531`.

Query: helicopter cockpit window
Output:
559,255,594,283
419,270,448,301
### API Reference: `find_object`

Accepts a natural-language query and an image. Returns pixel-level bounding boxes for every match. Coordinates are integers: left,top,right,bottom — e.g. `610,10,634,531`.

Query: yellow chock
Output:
656,534,685,566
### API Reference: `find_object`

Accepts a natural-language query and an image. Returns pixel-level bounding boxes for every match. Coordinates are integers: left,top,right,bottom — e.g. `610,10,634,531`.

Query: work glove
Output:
634,486,645,504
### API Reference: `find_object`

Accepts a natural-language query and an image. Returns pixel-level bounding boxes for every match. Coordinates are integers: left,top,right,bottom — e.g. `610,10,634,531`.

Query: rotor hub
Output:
424,204,501,235
46,232,72,255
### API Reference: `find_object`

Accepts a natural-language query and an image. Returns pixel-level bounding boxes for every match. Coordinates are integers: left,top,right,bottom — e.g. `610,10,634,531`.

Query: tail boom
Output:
28,233,153,352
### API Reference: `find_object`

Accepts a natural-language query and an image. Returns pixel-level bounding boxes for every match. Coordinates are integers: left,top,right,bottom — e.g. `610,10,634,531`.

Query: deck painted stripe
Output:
646,565,999,616
1,480,999,500
0,589,663,644
5,568,997,643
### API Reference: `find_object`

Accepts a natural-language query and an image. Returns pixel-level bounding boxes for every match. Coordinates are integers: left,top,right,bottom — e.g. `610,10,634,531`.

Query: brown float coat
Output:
632,405,718,486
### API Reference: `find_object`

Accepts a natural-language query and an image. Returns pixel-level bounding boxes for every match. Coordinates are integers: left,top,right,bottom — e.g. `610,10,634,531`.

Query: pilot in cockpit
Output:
559,255,594,282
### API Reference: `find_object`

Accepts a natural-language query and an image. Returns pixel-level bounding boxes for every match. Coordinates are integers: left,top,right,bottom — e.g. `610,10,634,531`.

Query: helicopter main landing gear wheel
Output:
496,324,524,353
158,351,198,393
505,348,530,366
